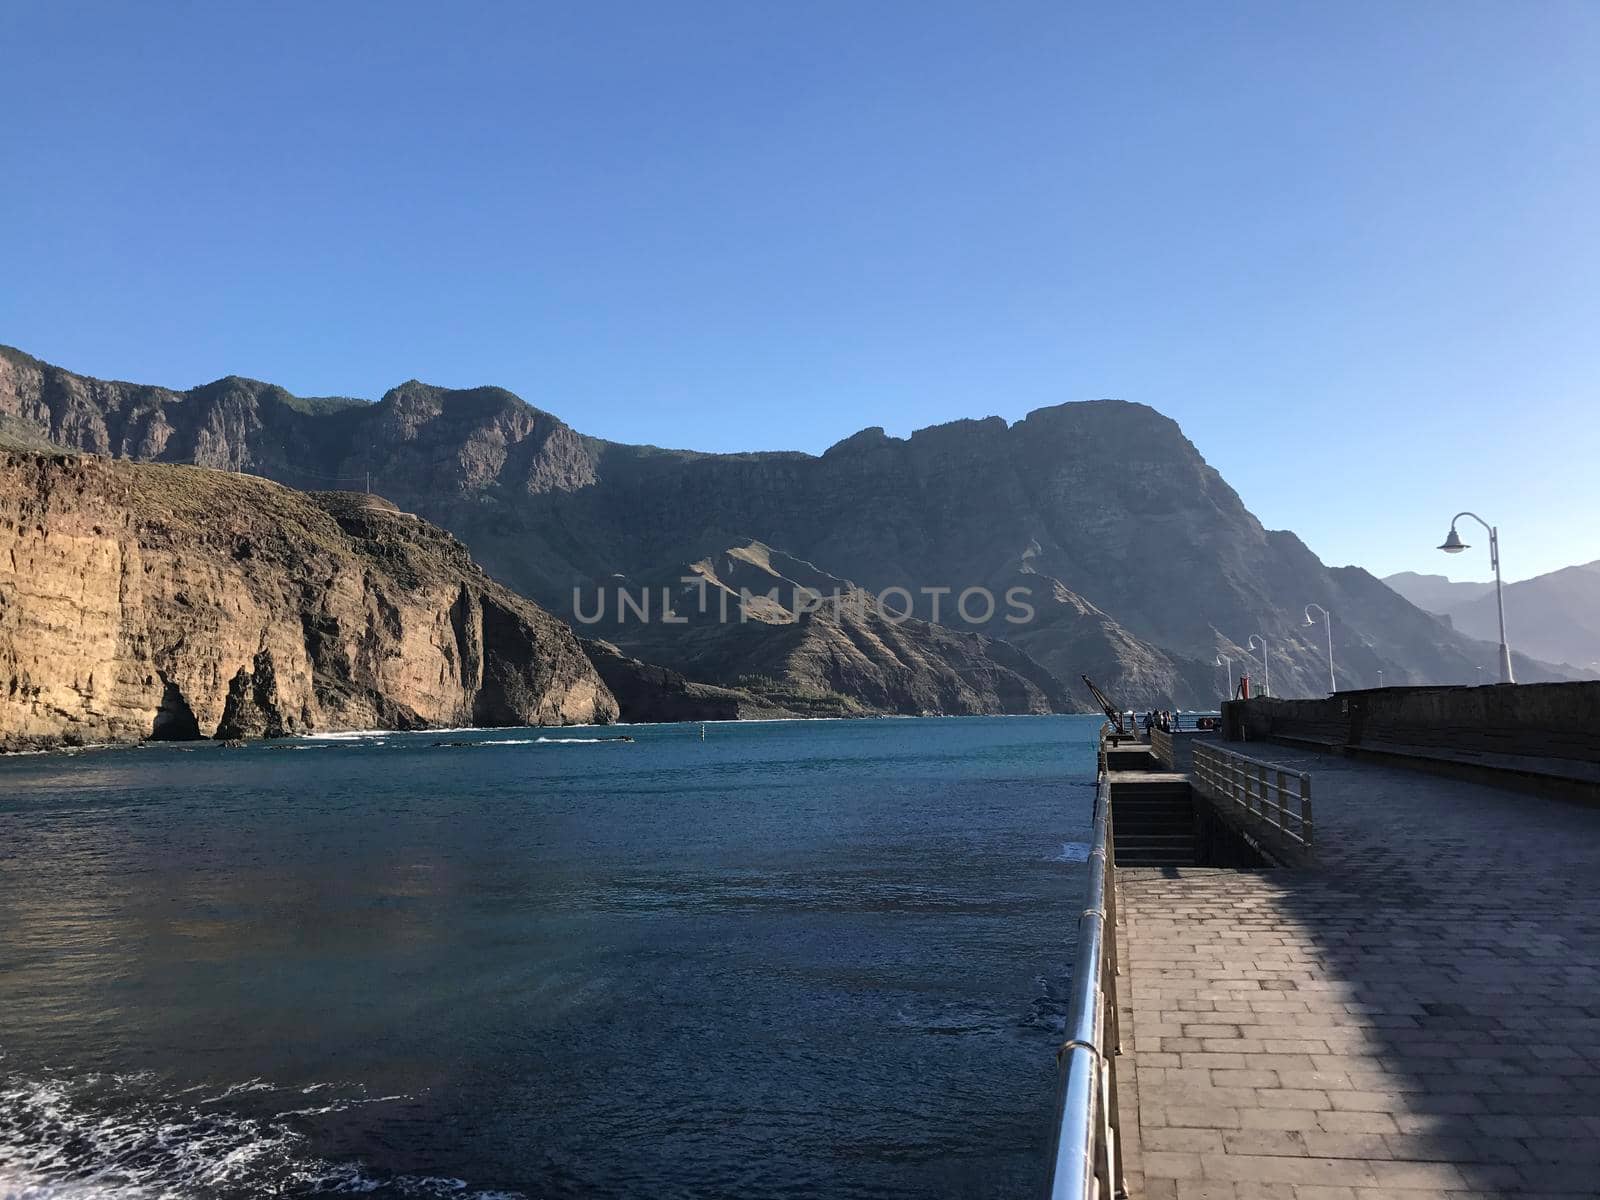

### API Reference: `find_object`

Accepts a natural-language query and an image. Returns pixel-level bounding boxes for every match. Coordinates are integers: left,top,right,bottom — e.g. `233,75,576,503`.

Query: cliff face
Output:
0,452,617,751
2,344,1567,705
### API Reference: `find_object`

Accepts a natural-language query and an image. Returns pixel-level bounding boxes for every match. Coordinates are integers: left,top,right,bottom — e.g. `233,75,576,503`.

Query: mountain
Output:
1386,563,1600,676
579,638,820,723
0,451,617,752
578,539,1103,716
1382,572,1495,614
0,344,1570,706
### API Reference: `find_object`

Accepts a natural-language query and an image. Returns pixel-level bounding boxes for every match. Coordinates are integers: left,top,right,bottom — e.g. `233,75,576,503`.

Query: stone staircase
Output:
1102,738,1199,867
1110,774,1197,866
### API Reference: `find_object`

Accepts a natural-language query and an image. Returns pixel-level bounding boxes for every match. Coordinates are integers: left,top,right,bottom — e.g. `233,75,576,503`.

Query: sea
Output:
0,714,1102,1199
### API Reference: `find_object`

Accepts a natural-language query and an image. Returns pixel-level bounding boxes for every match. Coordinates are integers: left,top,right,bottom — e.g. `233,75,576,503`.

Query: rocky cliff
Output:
0,452,617,751
2,345,1566,705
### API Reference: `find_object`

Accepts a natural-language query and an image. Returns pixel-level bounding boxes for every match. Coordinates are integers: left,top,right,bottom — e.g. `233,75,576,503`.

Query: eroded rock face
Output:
0,453,617,751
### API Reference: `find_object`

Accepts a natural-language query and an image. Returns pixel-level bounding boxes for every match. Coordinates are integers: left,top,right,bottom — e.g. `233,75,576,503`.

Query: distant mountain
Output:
1382,572,1494,615
0,344,1571,708
1386,563,1600,676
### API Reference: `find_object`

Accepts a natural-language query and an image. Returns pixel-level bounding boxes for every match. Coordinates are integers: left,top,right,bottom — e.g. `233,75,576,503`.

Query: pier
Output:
1050,691,1600,1198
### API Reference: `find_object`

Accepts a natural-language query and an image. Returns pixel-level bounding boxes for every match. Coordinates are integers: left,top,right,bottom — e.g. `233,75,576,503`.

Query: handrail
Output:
1045,769,1126,1199
1192,742,1314,850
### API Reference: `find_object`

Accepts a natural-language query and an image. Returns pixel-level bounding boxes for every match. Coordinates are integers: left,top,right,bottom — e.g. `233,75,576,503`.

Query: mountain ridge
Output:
1,344,1570,705
1385,563,1600,675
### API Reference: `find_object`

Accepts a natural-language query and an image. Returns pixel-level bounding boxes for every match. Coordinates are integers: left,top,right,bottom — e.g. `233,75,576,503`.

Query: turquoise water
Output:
0,715,1101,1199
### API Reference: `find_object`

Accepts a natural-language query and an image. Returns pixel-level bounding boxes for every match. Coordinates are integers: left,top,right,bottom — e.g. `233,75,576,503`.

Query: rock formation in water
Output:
0,451,617,751
0,344,1570,706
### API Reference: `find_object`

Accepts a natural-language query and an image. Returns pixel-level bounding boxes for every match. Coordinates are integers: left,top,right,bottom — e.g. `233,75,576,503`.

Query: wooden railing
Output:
1192,742,1314,851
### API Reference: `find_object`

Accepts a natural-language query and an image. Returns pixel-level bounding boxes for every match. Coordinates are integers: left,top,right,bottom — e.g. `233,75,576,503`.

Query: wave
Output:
300,728,625,746
1049,842,1092,862
297,729,397,742
0,1071,524,1200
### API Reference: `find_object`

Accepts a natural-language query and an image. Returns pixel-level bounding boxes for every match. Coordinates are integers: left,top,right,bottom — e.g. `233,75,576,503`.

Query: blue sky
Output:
3,1,1596,582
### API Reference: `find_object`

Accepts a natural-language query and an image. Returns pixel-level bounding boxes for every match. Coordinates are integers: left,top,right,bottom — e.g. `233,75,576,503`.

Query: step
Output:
1120,838,1196,857
1112,804,1194,819
1117,851,1198,866
1109,777,1191,796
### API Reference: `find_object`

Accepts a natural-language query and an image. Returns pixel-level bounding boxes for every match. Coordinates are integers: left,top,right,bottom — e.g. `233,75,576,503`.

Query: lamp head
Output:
1438,527,1468,554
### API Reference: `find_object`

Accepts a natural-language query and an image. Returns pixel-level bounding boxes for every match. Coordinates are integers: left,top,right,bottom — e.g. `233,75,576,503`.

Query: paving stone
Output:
1221,1129,1309,1157
1253,1088,1330,1109
1143,1149,1205,1178
1146,1127,1228,1153
1166,1105,1244,1129
1198,1152,1380,1186
1111,747,1600,1197
1237,1107,1322,1132
1317,1110,1399,1135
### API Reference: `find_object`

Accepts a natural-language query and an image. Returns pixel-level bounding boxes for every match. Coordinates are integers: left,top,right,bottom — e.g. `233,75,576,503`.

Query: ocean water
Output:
0,715,1101,1199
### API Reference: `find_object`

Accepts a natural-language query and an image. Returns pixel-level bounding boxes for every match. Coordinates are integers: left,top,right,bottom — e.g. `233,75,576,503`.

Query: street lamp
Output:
1439,512,1514,683
1215,653,1233,700
1246,634,1270,697
1304,604,1335,694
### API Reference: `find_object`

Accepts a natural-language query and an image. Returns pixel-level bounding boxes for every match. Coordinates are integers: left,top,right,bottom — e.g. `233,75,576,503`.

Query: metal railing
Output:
1045,769,1126,1199
1192,742,1314,850
1149,725,1173,767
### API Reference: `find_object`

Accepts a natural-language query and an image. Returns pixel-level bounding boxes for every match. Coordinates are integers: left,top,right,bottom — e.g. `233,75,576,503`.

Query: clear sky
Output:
3,1,1596,582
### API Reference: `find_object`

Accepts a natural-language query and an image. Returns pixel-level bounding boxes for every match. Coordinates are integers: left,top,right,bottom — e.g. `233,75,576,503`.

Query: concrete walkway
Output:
1114,746,1600,1199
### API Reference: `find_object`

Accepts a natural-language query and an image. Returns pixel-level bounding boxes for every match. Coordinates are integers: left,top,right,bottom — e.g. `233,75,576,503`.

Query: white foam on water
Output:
281,1093,406,1118
1050,842,1092,862
0,1072,526,1200
452,737,623,746
0,1169,155,1199
200,1078,277,1103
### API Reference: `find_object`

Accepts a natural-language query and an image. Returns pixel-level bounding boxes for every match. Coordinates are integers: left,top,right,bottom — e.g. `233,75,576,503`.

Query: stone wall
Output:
1224,683,1600,785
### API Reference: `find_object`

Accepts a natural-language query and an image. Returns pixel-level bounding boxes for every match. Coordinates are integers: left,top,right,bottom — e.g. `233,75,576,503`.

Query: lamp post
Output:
1246,634,1270,697
1215,654,1233,700
1304,604,1335,695
1439,512,1514,683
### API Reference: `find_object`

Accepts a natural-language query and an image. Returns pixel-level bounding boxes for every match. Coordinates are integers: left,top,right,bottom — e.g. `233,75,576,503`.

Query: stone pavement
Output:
1113,746,1600,1199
